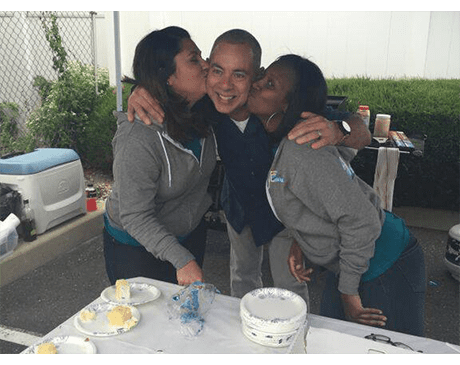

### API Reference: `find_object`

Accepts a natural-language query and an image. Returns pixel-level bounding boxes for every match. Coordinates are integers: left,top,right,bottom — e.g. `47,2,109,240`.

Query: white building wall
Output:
96,11,459,85
424,11,460,78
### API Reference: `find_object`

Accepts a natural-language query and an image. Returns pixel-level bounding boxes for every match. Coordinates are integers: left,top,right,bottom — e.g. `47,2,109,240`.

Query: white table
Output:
23,277,460,354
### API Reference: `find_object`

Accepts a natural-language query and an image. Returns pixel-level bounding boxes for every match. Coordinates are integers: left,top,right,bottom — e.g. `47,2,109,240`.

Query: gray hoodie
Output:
266,138,385,295
105,112,217,269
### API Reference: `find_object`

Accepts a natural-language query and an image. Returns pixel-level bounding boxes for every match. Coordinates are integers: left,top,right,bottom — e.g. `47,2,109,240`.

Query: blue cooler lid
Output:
0,148,80,175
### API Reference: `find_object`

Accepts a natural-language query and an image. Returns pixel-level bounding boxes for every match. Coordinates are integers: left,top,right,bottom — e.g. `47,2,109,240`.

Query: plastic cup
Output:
374,114,391,138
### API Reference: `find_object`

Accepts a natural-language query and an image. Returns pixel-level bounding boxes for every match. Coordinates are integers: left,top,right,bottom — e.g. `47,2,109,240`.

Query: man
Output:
127,29,371,300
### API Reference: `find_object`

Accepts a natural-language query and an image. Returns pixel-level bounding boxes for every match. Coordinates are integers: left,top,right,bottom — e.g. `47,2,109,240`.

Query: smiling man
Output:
205,30,294,299
206,33,258,121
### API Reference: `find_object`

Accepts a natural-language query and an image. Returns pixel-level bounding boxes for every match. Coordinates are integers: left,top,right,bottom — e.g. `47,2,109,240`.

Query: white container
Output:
0,149,86,235
444,224,460,282
0,213,20,261
374,114,391,138
240,288,307,347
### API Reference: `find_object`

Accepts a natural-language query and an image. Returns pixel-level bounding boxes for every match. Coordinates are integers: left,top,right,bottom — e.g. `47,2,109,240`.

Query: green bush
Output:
0,102,35,156
33,75,53,104
0,102,20,155
27,61,111,156
83,84,130,172
327,78,460,211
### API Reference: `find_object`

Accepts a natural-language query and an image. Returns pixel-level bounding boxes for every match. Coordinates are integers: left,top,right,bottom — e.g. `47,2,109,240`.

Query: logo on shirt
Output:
338,156,355,179
269,170,285,184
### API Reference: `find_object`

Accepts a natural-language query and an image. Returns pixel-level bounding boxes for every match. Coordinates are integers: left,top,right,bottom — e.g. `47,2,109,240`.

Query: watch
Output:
336,120,351,137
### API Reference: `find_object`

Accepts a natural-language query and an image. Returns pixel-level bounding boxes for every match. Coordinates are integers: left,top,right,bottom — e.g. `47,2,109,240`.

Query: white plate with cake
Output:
23,335,97,354
74,302,140,336
100,279,161,306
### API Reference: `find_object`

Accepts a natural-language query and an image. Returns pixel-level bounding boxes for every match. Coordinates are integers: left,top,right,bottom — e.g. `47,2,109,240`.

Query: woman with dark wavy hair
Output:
103,26,217,286
248,54,426,337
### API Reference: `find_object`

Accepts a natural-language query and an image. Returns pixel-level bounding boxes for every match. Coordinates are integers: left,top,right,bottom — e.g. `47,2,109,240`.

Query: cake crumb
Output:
36,342,57,354
80,309,96,322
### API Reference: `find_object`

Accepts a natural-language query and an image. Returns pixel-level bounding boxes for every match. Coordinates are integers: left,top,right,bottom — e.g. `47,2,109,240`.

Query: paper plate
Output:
240,288,307,334
241,320,297,348
23,336,97,354
74,302,140,337
101,282,161,306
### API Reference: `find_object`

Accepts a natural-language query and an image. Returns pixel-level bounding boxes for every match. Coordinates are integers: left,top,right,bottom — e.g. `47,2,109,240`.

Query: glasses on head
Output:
364,333,423,353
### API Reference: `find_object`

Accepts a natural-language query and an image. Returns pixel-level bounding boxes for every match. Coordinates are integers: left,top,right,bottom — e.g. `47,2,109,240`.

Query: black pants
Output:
103,219,207,285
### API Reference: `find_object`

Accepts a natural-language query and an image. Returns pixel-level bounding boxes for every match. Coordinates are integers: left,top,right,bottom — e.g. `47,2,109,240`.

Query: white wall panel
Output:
98,11,460,82
425,12,460,78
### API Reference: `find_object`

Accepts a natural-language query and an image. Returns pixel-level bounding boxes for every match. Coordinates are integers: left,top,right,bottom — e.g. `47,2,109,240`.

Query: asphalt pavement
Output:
0,223,459,354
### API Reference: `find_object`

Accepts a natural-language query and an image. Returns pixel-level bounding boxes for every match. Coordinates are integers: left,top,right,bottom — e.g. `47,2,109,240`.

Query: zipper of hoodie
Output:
157,131,208,188
160,131,205,164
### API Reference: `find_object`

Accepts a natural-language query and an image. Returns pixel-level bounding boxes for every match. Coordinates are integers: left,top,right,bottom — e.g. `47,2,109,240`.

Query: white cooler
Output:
0,148,86,235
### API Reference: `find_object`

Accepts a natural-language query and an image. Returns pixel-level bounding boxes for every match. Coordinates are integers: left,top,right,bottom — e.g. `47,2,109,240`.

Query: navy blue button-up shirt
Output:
203,95,350,247
213,112,284,247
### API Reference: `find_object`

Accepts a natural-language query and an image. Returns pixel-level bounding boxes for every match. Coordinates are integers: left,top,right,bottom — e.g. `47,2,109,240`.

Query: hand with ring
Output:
287,112,343,149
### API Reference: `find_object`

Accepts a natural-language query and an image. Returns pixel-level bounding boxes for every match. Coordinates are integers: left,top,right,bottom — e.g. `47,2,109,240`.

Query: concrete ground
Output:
0,206,458,354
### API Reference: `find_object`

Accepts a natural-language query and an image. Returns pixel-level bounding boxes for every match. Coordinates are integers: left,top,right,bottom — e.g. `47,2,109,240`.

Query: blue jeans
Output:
103,219,207,285
320,235,426,337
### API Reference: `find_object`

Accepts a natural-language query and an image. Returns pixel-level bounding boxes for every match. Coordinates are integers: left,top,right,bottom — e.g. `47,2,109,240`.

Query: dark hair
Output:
123,26,208,142
269,55,328,143
211,29,262,76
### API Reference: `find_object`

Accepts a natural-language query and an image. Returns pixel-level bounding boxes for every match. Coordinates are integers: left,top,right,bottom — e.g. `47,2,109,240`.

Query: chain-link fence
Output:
0,11,98,142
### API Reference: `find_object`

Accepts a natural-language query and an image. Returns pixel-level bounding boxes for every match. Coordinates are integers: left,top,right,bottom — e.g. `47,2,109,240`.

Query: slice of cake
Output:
36,342,57,354
107,305,136,329
80,309,96,322
115,279,131,300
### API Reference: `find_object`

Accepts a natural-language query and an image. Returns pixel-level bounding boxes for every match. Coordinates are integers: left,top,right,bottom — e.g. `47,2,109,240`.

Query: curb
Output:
0,206,104,288
393,207,459,232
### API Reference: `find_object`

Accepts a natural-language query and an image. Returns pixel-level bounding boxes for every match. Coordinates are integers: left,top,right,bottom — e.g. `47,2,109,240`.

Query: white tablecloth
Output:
23,277,460,354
